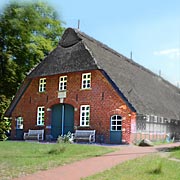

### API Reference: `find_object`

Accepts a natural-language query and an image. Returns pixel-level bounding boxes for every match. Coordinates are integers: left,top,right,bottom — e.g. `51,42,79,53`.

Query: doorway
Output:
51,104,74,139
110,115,122,144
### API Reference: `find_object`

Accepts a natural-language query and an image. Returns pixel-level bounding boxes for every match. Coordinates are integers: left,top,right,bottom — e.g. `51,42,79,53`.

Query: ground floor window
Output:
37,106,45,125
80,105,90,126
16,117,23,129
111,115,122,131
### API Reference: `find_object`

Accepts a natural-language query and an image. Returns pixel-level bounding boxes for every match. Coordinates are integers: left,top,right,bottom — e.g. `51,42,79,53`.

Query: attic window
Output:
59,76,67,91
81,73,91,89
39,78,46,92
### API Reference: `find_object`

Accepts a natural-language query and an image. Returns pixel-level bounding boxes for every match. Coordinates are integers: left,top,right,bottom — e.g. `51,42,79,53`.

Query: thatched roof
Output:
5,28,180,120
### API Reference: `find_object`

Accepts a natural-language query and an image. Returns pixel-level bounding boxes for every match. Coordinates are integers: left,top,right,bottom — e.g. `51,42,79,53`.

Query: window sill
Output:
79,125,90,127
58,90,67,92
80,88,92,91
38,91,46,94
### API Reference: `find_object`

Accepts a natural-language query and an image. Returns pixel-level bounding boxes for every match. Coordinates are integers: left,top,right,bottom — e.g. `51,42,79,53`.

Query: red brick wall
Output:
11,70,134,143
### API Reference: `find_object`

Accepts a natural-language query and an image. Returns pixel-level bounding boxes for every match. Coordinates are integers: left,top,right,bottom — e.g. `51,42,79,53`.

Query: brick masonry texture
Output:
11,69,134,143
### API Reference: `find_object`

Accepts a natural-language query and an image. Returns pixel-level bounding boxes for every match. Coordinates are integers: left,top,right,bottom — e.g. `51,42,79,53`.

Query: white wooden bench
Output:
24,129,44,141
73,130,95,143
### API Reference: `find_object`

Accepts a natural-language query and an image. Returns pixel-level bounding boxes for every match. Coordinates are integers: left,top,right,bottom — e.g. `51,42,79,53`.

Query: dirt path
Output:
14,142,180,180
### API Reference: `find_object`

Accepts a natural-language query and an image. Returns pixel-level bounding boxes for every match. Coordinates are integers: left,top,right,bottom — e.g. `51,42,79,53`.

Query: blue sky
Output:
1,0,180,86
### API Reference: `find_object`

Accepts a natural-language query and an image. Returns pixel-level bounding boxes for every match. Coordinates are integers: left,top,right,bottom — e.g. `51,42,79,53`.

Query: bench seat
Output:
73,130,95,143
24,129,44,141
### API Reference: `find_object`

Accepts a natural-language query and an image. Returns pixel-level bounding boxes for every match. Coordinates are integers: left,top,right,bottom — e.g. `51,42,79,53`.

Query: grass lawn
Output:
0,141,114,180
84,148,180,180
169,146,180,159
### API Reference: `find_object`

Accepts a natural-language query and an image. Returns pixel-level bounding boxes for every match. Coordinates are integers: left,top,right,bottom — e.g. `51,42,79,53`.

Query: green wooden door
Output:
15,117,24,140
51,104,62,139
64,104,74,134
110,115,122,144
16,129,23,140
51,104,74,139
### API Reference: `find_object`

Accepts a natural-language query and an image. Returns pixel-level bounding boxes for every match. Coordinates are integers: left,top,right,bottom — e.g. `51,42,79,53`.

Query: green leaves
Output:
0,1,65,97
0,1,65,137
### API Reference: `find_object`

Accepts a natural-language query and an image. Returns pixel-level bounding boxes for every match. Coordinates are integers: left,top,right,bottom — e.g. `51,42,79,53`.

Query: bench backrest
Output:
28,129,44,135
75,130,95,137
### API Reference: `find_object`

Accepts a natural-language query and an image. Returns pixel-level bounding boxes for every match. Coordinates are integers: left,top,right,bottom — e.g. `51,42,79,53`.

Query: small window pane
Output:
117,121,121,125
117,116,121,120
117,126,121,131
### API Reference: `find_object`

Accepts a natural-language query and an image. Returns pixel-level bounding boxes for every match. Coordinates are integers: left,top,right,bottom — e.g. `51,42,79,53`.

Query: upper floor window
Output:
80,105,90,126
111,115,122,131
16,117,23,129
59,76,67,91
37,106,45,126
81,73,91,89
39,78,46,92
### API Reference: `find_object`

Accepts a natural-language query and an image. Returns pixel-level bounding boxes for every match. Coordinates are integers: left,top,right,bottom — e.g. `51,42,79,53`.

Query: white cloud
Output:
154,48,180,59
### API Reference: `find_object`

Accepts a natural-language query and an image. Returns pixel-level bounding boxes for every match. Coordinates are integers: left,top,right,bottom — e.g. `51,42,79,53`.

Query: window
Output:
16,117,23,129
39,78,46,92
37,106,45,125
59,76,67,91
111,115,122,131
82,73,91,89
80,105,90,126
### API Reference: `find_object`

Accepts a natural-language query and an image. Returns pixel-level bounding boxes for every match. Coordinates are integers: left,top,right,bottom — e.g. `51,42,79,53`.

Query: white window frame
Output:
81,73,91,89
39,78,46,92
59,76,67,91
37,106,45,126
16,117,23,129
80,105,90,126
111,115,122,131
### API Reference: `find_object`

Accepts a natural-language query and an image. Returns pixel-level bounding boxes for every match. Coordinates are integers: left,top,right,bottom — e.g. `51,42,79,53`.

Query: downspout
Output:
61,104,65,135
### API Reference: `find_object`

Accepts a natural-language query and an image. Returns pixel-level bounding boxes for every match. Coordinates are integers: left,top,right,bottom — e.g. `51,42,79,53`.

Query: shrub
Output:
0,118,11,141
57,132,73,144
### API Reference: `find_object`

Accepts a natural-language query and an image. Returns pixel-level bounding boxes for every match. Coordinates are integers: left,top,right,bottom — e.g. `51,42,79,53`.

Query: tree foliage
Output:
0,1,65,140
0,95,11,140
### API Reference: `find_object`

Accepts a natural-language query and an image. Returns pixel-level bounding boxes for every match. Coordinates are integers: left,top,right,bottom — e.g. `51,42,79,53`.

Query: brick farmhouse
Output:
5,28,180,144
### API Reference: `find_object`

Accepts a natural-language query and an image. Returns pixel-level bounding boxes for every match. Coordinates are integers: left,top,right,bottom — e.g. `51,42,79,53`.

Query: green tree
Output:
0,1,65,140
0,1,64,98
0,95,11,140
